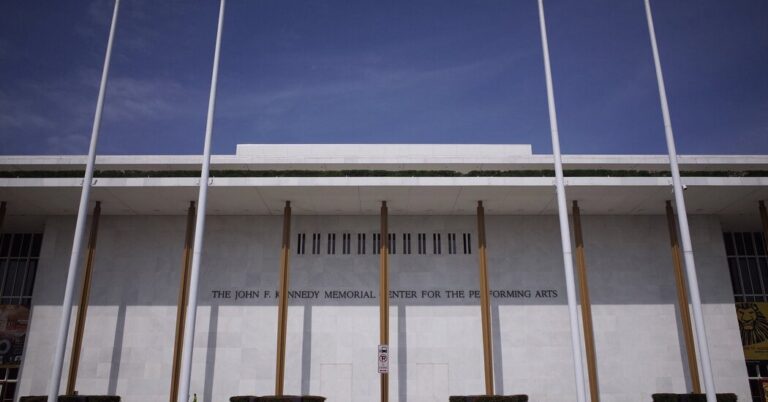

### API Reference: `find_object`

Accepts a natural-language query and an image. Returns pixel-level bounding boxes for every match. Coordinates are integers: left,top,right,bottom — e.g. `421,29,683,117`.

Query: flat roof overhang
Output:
2,154,768,172
1,177,766,223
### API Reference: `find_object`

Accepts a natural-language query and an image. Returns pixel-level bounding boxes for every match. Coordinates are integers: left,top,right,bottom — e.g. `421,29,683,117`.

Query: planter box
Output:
21,397,120,402
652,394,738,402
258,396,326,402
449,396,528,402
230,397,260,402
681,394,737,402
85,397,120,402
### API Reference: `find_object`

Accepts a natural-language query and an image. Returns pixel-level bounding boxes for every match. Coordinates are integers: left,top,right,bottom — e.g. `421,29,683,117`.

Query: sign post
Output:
378,345,389,374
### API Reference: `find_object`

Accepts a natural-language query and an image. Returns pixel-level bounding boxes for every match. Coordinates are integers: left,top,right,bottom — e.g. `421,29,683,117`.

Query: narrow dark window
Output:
402,233,411,255
373,233,381,255
357,233,366,254
745,232,757,255
723,231,768,302
417,233,426,255
433,233,442,255
735,233,746,255
447,233,457,254
463,233,472,254
327,233,336,255
0,233,43,308
312,233,321,255
388,233,396,254
297,233,306,255
342,233,351,255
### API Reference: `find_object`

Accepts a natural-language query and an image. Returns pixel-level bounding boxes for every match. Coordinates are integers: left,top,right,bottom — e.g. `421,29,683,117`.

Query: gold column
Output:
666,201,701,393
0,201,6,231
476,201,494,395
66,201,102,395
572,201,599,402
170,202,196,402
275,201,292,396
761,201,768,253
379,201,390,402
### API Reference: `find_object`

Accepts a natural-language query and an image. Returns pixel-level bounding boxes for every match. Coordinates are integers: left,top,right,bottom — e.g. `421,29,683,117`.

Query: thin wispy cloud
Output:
45,134,90,154
104,76,200,121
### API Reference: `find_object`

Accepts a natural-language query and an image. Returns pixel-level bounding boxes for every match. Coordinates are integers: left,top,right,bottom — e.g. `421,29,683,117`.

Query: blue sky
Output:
0,0,766,156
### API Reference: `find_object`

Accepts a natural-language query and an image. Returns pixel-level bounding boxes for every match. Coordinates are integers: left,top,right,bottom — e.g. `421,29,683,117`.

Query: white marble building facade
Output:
16,213,750,402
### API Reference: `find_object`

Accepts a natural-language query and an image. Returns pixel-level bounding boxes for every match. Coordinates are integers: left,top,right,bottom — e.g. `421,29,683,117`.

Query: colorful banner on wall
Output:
0,305,29,364
761,379,768,402
737,302,768,360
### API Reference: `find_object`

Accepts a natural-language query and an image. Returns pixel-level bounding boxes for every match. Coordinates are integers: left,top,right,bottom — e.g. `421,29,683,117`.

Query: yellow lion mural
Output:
737,302,768,346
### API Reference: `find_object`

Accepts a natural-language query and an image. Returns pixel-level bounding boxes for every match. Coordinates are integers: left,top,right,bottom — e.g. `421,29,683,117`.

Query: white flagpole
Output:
536,1,588,401
643,1,716,401
177,1,226,401
47,1,120,400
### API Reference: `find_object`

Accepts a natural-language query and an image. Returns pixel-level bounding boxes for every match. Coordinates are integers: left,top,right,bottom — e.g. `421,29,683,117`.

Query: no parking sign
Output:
378,344,389,374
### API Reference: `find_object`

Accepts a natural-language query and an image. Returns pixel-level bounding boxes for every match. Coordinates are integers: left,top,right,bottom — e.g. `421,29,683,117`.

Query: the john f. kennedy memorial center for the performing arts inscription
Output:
210,288,560,301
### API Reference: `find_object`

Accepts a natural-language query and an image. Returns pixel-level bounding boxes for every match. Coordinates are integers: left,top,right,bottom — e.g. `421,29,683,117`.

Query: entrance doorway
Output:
0,233,43,402
724,231,768,402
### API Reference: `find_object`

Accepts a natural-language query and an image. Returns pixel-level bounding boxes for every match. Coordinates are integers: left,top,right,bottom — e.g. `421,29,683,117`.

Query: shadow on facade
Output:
204,304,219,402
301,304,312,395
107,303,125,395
